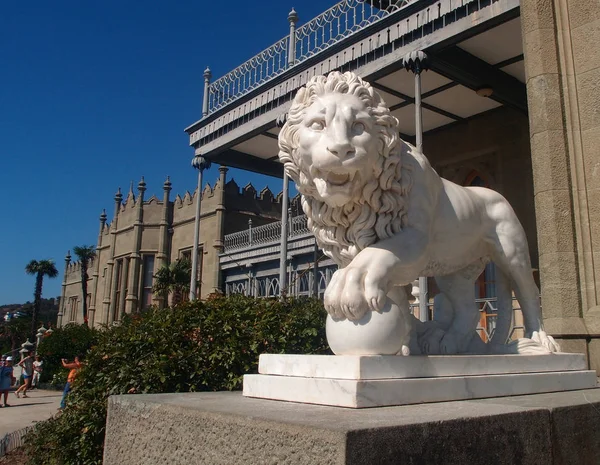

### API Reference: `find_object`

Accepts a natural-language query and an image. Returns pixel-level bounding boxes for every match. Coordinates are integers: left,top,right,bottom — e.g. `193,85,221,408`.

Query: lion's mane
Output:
278,71,412,267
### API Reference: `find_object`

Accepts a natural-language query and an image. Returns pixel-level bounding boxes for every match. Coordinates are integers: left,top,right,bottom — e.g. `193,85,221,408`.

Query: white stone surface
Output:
243,371,598,408
277,71,560,355
258,353,588,380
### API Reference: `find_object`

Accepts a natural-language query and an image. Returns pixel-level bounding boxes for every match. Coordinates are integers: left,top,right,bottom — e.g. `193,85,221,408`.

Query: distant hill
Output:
1,297,60,327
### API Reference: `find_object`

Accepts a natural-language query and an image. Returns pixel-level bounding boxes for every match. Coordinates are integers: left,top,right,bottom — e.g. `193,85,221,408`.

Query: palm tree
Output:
73,245,96,326
153,259,192,306
25,259,58,341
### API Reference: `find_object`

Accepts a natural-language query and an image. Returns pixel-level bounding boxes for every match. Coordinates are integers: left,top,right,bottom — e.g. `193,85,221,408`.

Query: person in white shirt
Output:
32,355,43,389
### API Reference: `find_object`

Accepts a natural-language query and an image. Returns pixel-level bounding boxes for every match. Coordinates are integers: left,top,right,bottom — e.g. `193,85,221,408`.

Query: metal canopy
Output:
188,2,526,179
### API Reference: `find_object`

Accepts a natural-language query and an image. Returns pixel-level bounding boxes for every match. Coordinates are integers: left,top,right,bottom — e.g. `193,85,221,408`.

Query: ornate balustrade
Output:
223,215,309,252
208,37,289,113
206,0,417,114
294,0,412,63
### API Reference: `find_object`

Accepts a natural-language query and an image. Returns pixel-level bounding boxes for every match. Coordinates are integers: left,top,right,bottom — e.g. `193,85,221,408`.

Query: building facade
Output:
58,172,285,327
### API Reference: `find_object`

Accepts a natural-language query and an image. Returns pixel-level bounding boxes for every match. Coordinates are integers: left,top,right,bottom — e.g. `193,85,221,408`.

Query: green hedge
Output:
36,324,99,385
25,295,329,465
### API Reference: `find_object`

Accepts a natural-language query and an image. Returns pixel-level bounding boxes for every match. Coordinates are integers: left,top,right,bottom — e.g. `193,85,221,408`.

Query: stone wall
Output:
521,0,600,369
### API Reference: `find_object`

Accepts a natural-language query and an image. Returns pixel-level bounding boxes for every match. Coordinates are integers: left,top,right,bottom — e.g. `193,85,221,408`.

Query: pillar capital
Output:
401,51,428,74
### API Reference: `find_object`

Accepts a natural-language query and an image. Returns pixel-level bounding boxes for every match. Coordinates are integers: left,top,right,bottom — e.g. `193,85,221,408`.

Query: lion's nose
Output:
327,142,355,160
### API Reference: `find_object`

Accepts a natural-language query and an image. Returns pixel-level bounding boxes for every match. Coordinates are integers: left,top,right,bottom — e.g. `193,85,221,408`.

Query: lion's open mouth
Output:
327,172,351,186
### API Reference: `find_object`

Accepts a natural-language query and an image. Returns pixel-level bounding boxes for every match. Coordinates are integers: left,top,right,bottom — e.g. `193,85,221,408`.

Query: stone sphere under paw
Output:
326,298,411,355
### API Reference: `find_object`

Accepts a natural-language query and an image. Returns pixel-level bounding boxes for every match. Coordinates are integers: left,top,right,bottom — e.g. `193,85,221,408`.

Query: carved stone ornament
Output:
278,71,560,356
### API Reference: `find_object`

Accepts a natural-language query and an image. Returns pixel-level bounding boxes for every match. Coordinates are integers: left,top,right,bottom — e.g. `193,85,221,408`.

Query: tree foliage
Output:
152,258,191,305
35,323,99,384
25,295,328,465
73,245,96,326
0,314,31,356
25,260,58,341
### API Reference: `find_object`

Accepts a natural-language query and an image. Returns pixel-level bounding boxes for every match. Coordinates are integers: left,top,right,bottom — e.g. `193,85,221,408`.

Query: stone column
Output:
57,251,71,328
279,175,290,297
402,51,429,321
155,176,172,308
213,166,228,294
521,0,600,367
118,259,129,320
105,188,122,324
190,156,211,300
88,210,106,327
125,177,146,314
202,68,212,117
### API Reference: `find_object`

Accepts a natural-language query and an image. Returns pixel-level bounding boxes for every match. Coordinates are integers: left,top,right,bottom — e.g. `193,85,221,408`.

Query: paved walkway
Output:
0,389,62,436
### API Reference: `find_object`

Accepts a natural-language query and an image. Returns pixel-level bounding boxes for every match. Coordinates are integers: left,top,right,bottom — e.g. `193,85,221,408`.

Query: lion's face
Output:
294,93,381,207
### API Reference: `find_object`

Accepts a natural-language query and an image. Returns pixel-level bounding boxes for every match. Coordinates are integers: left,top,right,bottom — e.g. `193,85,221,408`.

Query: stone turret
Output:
88,210,107,322
105,188,123,325
125,176,146,314
57,250,72,327
155,176,172,308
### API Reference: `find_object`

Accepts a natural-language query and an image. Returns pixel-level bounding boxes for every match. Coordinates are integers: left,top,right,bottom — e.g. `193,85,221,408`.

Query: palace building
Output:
58,174,286,326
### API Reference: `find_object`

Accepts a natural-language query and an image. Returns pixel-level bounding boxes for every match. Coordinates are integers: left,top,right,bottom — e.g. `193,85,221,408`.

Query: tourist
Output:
15,351,34,398
32,354,43,389
60,354,83,410
0,356,15,407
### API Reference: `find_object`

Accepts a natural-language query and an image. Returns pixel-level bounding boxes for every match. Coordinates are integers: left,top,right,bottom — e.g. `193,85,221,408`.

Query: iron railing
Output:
225,271,526,344
224,215,309,252
410,296,526,342
207,0,417,114
0,426,31,458
208,36,289,113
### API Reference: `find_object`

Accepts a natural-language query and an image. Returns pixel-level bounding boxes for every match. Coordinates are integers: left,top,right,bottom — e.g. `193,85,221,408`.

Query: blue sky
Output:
0,0,334,304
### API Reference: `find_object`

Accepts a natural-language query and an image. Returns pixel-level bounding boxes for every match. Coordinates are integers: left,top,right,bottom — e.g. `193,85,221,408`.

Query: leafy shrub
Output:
25,295,328,465
36,323,99,383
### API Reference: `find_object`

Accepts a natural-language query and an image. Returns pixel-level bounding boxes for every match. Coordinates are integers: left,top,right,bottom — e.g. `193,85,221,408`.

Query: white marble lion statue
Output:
278,71,560,355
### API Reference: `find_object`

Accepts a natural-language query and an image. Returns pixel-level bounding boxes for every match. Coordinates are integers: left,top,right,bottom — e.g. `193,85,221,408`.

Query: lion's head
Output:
278,71,412,267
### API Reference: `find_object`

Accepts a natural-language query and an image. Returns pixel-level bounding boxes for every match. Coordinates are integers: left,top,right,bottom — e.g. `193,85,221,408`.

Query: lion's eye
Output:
352,122,366,135
309,120,325,131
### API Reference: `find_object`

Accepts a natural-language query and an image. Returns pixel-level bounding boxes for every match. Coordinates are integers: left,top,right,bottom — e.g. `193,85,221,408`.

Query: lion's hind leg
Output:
431,266,483,354
488,210,561,353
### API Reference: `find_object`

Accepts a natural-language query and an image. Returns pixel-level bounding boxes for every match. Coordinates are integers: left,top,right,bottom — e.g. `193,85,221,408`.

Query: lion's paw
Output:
323,262,388,321
531,331,561,353
418,326,445,355
439,332,460,355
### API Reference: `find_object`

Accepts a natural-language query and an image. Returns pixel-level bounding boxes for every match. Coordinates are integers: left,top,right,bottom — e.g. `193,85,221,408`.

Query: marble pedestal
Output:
243,353,597,408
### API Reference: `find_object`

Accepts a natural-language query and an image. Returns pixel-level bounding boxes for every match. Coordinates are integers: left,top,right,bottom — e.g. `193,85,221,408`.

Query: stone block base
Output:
104,390,600,465
243,353,596,408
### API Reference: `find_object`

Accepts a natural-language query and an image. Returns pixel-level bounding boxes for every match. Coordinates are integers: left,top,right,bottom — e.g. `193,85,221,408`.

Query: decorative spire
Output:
163,175,172,191
288,7,298,24
129,180,134,194
138,176,147,192
203,67,212,81
99,209,107,224
114,187,123,202
65,250,71,263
